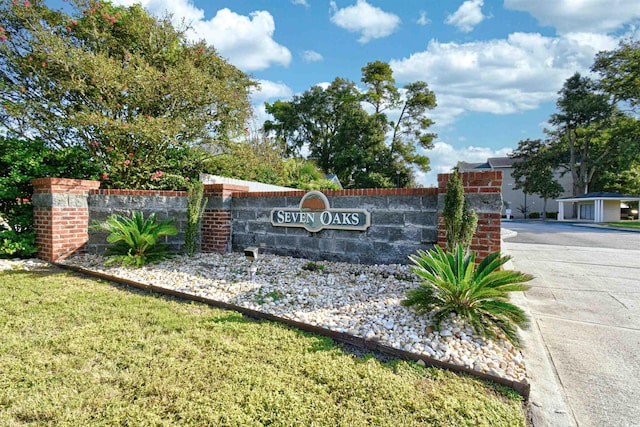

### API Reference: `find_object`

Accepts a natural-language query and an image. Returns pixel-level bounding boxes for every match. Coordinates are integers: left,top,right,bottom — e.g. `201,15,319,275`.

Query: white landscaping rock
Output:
58,252,528,383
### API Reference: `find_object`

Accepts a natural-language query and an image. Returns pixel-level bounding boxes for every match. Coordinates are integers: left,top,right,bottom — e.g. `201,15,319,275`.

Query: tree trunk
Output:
567,125,580,218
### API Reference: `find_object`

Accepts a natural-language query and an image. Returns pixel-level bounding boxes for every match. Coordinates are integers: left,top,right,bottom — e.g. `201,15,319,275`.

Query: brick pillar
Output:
31,178,101,262
201,184,249,253
437,171,503,259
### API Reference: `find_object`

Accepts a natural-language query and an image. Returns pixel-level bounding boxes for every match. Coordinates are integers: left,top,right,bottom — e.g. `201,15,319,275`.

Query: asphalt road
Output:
503,220,640,250
502,221,640,427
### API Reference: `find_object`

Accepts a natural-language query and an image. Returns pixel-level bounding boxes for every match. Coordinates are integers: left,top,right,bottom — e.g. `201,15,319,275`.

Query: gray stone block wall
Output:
232,193,438,264
86,193,189,255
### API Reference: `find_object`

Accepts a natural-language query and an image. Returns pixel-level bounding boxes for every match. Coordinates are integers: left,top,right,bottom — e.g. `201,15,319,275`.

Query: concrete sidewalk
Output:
503,237,640,427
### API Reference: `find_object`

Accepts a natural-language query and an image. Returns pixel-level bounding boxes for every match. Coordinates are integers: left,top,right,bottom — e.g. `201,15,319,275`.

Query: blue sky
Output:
49,0,640,186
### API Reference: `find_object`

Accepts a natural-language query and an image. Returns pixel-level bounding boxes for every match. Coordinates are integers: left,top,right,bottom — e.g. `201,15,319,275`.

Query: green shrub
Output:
402,245,533,347
443,170,478,253
185,181,207,256
0,137,99,259
93,212,178,267
528,212,540,219
0,230,38,259
545,211,558,219
0,137,99,234
302,261,325,272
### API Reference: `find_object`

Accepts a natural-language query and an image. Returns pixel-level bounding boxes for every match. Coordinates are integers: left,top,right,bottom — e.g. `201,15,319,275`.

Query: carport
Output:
557,192,640,222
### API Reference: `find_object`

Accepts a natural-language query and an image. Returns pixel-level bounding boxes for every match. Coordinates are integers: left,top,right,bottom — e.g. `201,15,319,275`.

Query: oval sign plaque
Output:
270,191,370,233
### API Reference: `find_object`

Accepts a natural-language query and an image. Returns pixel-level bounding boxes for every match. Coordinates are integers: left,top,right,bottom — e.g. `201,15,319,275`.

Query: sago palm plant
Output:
402,245,533,348
94,212,178,267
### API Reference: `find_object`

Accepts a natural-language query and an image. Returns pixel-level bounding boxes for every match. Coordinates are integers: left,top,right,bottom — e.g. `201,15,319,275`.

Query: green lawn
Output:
605,221,640,229
0,267,526,426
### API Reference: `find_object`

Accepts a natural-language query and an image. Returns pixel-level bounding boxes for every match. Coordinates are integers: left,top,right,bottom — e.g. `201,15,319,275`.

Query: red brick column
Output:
437,171,503,259
31,178,101,262
201,184,249,253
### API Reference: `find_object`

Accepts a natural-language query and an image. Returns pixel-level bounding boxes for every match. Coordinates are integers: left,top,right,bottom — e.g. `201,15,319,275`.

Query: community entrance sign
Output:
270,191,370,233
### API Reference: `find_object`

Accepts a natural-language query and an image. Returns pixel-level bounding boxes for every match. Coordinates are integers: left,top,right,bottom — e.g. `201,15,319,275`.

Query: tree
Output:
264,61,437,188
361,60,400,115
0,0,256,189
549,73,615,196
281,158,342,190
265,77,389,188
203,129,339,190
0,136,99,257
587,114,640,194
360,61,437,182
592,40,640,110
590,41,640,194
510,139,564,219
0,136,99,232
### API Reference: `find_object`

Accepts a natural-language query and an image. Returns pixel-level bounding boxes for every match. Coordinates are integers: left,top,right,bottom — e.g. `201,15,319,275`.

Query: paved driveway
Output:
503,221,640,427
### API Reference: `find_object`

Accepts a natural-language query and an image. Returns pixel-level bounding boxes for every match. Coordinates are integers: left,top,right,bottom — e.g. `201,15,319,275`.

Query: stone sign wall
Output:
232,188,438,264
31,171,502,265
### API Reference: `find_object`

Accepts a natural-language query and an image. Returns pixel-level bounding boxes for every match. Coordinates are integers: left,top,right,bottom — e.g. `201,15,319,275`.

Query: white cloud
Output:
110,0,291,72
505,0,640,34
419,141,512,186
417,10,431,26
251,80,294,103
291,0,309,7
302,50,324,63
390,31,618,125
110,0,205,24
329,0,401,43
191,9,291,71
445,0,487,33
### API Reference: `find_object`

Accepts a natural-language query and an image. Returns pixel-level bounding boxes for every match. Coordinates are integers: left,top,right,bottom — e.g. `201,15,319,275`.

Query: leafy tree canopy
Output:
264,61,437,188
542,39,640,196
592,40,640,110
547,72,616,196
510,138,564,217
204,132,340,191
0,0,256,188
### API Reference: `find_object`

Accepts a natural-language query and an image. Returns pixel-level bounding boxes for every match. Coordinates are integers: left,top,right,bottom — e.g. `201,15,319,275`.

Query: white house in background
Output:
325,174,343,189
557,192,640,222
458,157,573,219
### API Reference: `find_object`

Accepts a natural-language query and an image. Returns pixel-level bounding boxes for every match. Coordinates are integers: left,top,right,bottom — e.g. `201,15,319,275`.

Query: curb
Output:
501,237,577,427
570,223,640,233
56,262,531,398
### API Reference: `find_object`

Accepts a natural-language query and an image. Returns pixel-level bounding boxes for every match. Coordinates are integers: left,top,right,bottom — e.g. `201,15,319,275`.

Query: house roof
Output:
457,161,489,171
488,157,520,168
325,174,343,189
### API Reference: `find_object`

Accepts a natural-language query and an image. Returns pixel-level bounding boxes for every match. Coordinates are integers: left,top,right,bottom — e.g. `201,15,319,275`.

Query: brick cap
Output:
233,187,438,198
91,189,187,196
32,178,101,190
203,184,250,192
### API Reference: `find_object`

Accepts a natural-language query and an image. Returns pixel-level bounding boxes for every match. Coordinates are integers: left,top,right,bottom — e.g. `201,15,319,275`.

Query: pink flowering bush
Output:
0,0,256,190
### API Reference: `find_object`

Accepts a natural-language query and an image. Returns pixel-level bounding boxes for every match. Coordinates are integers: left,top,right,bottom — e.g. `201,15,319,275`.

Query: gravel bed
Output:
51,253,526,383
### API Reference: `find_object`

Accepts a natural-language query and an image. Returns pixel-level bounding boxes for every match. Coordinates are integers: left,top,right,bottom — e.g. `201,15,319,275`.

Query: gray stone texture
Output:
437,192,502,214
79,188,495,265
86,194,188,255
231,193,441,264
32,193,89,209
